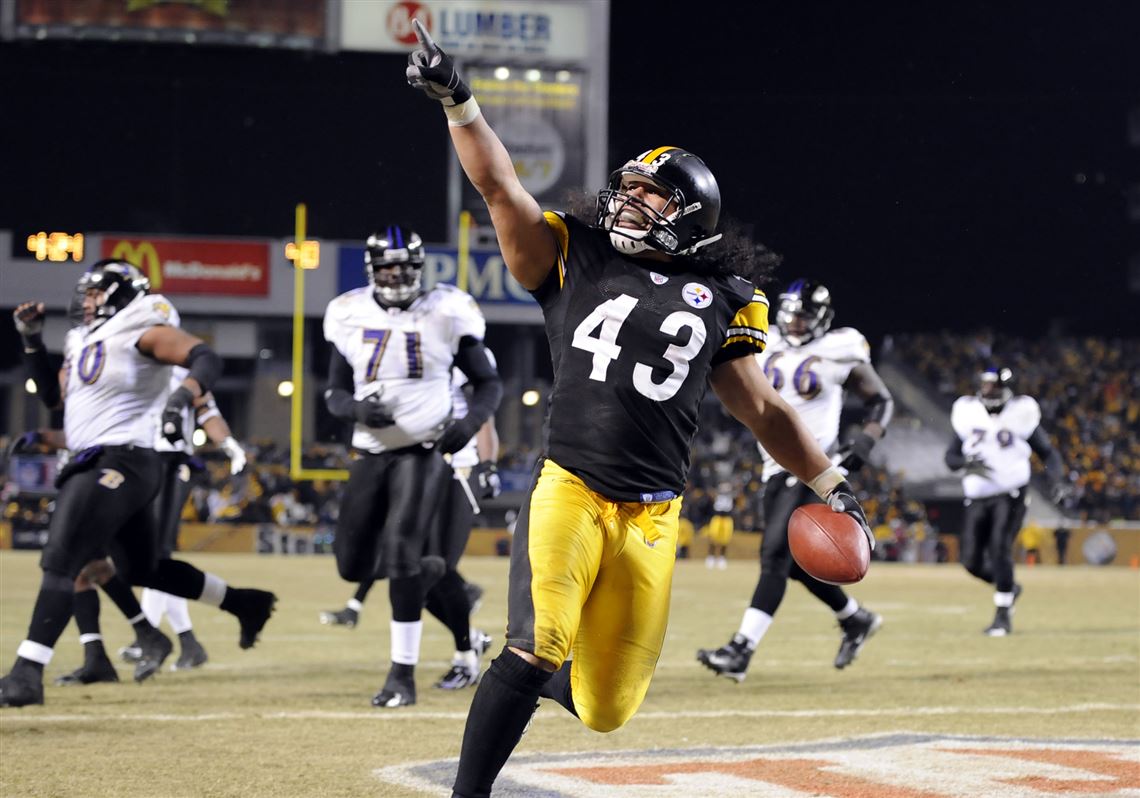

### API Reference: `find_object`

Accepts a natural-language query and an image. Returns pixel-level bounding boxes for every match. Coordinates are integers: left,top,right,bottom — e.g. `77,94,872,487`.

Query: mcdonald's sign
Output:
101,237,270,296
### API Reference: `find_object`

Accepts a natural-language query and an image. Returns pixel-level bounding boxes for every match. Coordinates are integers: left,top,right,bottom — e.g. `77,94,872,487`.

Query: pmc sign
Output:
102,238,270,297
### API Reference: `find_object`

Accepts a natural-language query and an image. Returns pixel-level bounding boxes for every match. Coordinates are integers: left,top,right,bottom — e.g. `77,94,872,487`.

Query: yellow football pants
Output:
506,459,680,732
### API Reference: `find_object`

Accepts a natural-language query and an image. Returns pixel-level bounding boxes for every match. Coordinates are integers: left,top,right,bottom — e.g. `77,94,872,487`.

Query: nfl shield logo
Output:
650,272,668,285
682,282,713,309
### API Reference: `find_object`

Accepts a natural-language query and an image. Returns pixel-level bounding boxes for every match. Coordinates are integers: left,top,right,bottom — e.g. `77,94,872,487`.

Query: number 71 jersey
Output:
533,212,769,501
322,285,486,453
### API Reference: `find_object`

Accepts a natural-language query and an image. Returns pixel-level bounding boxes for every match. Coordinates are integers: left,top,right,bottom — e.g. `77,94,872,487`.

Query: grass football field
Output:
1,550,1137,797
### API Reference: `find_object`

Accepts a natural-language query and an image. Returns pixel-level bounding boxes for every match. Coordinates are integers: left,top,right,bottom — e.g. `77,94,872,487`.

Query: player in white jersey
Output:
1,261,275,708
945,366,1065,636
698,279,894,680
322,226,502,708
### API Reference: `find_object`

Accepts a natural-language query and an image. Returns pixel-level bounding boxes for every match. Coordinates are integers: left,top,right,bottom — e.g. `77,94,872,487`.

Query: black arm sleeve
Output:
454,337,503,429
323,347,357,422
22,341,62,410
944,437,966,471
184,343,223,395
843,363,895,430
1027,425,1065,484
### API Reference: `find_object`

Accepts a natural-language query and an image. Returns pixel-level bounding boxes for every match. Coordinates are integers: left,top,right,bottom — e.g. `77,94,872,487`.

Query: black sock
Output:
453,650,552,798
24,571,76,653
73,589,108,662
353,579,375,604
537,660,578,717
178,630,198,645
426,571,472,651
151,559,207,600
100,574,144,621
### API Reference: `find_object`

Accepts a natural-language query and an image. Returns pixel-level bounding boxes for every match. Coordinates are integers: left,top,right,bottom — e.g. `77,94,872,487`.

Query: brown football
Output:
788,503,870,585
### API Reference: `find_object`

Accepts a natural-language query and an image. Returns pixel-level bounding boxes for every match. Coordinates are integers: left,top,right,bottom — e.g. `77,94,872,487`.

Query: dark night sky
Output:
2,2,1137,340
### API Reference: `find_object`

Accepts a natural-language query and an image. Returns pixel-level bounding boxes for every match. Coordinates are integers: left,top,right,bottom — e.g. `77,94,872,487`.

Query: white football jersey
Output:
951,394,1041,498
154,366,194,454
323,285,486,453
448,348,498,469
63,294,180,451
756,326,871,480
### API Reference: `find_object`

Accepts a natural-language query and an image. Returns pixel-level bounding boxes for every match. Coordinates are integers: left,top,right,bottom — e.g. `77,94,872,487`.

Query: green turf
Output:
1,551,1137,796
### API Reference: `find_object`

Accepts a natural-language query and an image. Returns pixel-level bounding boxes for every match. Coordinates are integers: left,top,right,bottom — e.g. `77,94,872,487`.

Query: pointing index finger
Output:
412,18,435,49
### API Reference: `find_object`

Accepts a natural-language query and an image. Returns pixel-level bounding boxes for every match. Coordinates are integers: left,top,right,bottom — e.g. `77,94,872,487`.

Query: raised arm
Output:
405,19,556,290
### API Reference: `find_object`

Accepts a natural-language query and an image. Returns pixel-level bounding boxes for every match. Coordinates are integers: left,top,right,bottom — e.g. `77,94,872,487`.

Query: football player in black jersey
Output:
407,22,874,797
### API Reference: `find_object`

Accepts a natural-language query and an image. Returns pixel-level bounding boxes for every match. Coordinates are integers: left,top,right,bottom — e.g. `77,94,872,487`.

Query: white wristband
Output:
444,97,481,127
807,466,846,500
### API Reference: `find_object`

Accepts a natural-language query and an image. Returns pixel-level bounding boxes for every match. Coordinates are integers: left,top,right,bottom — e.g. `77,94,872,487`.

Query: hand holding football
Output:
788,503,871,585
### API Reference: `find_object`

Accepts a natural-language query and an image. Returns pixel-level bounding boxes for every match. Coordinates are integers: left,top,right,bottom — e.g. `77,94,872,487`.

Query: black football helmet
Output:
365,225,425,306
775,279,835,346
595,146,722,256
977,366,1014,412
74,259,150,329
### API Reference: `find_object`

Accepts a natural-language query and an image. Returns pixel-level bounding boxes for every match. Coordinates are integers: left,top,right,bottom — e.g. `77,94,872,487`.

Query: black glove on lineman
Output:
838,431,877,473
472,460,502,499
436,417,480,455
405,18,472,106
827,480,876,551
161,386,194,445
8,430,42,457
353,395,395,429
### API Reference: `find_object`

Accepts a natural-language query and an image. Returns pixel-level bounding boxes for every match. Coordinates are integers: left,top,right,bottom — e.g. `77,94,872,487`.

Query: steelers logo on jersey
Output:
682,282,713,308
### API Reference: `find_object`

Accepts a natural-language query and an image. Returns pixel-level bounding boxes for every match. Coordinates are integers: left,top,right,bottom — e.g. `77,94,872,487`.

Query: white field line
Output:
4,702,1136,725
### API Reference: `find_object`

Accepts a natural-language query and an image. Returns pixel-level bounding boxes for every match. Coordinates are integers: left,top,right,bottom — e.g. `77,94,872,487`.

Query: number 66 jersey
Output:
533,212,769,501
755,326,872,481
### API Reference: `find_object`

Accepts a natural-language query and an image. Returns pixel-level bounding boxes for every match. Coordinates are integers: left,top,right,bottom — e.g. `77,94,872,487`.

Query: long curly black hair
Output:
558,189,781,288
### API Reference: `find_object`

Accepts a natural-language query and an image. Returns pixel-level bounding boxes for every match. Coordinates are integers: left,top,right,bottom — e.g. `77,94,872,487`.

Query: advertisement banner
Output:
101,237,271,297
341,0,591,61
338,244,534,305
7,0,327,48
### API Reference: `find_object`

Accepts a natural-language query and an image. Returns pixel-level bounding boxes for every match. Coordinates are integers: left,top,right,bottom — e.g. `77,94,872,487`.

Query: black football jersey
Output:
532,212,769,501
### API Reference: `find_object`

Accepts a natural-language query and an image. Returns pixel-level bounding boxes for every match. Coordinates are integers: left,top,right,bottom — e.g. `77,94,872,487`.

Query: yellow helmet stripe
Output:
640,146,678,164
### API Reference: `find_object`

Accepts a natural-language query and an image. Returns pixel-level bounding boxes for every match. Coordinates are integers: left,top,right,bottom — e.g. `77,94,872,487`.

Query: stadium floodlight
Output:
192,429,208,447
522,389,540,407
25,379,37,394
277,380,294,398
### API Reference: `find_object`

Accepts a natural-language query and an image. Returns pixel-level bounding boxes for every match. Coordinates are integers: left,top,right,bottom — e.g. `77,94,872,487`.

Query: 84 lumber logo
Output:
375,734,1140,797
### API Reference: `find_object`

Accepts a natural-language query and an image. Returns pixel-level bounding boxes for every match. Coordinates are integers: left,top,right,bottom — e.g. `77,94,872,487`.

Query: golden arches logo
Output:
108,240,163,290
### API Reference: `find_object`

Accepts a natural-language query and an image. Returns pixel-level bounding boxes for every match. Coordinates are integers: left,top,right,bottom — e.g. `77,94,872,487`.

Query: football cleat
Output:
985,606,1012,637
835,608,882,669
230,588,277,649
464,581,485,615
118,642,143,663
0,671,44,708
319,607,359,628
434,653,481,690
471,629,493,658
696,633,753,682
172,637,209,671
133,628,174,683
55,653,120,686
372,670,416,708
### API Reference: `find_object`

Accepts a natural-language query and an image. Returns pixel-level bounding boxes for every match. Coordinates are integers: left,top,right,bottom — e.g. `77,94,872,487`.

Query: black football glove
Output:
8,430,42,457
436,417,479,455
827,480,876,552
472,460,502,499
405,18,472,106
161,386,194,445
353,395,395,429
963,455,994,478
837,431,877,473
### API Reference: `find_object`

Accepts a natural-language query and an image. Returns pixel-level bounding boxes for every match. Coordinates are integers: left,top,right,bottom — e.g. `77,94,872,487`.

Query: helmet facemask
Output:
74,260,150,330
595,149,722,257
775,282,834,346
365,227,426,307
978,368,1014,413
